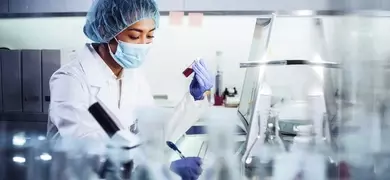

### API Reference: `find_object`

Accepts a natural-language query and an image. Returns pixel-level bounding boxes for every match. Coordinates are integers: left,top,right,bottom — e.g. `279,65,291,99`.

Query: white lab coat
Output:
47,44,208,153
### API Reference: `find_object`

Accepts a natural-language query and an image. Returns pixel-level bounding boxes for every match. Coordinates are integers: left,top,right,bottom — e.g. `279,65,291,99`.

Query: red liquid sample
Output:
182,67,194,77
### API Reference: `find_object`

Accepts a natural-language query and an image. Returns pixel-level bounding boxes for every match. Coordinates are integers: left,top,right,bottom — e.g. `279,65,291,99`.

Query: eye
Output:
147,35,155,39
129,36,140,40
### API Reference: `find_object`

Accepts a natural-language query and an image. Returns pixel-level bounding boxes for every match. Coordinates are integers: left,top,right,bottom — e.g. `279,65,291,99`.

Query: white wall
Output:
0,16,256,103
2,16,390,103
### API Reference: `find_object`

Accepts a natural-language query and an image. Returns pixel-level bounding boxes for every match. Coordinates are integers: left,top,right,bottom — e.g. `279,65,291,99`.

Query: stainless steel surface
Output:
243,14,275,132
237,16,274,132
264,14,275,53
243,114,262,164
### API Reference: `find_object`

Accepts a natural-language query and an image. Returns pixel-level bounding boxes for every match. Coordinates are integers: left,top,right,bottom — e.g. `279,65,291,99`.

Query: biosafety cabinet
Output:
238,10,390,180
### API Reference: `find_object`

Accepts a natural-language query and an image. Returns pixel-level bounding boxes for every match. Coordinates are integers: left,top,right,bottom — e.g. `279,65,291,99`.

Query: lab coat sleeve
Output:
164,93,210,143
49,71,108,142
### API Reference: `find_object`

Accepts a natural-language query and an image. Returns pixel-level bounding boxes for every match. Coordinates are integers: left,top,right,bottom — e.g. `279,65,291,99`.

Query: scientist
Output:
47,0,213,179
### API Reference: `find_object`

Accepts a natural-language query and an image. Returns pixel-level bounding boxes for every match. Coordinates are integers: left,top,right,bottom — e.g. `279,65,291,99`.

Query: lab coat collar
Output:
79,43,134,87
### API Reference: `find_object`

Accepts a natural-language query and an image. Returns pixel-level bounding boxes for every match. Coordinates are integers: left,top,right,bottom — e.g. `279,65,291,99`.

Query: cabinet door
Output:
10,0,57,13
9,0,91,13
0,0,8,13
0,50,22,112
158,0,185,11
0,50,2,112
21,50,42,113
61,0,92,13
42,50,61,114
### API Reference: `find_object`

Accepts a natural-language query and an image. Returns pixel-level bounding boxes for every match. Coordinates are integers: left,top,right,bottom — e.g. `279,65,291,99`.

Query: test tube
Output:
182,61,195,77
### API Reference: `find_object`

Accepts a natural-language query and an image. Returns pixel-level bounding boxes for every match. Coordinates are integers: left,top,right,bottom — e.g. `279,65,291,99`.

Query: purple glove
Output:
170,157,202,180
190,59,214,101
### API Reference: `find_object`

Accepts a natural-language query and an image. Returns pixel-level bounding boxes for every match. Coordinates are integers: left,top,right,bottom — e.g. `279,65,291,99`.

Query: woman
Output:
47,0,213,179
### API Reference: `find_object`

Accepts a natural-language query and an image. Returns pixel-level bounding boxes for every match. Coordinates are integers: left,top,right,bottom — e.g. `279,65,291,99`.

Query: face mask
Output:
109,39,151,69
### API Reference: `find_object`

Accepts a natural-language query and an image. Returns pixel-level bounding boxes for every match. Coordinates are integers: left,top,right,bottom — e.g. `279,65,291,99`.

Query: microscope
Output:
88,101,180,180
88,101,141,180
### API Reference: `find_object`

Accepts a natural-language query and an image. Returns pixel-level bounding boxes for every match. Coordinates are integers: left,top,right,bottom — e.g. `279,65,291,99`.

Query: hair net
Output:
84,0,160,43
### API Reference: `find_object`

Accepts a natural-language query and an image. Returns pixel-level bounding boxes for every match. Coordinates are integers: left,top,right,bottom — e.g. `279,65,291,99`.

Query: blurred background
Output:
2,0,390,180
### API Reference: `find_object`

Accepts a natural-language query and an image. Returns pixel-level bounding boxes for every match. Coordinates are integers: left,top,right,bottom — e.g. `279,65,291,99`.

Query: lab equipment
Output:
239,16,343,180
166,141,186,159
89,101,121,136
223,87,240,107
190,59,214,100
214,51,224,106
214,51,223,97
237,17,273,131
236,11,390,180
88,101,140,179
83,0,160,43
109,39,152,69
273,124,326,180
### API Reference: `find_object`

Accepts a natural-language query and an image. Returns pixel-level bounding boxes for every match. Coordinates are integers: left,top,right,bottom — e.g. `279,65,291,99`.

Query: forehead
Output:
125,18,155,32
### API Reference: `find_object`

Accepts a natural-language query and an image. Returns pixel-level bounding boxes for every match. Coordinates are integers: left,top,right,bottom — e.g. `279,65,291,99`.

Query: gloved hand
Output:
170,157,203,180
190,59,214,101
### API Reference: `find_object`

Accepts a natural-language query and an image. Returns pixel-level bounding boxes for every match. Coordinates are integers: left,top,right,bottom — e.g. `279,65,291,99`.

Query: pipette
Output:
166,141,186,159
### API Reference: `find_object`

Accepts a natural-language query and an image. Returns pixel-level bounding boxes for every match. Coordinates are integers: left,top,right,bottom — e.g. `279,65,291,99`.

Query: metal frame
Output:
240,14,276,164
237,16,275,132
240,60,340,68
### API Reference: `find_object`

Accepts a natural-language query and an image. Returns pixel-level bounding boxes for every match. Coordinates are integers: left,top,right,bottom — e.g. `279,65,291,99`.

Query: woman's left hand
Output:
189,59,214,101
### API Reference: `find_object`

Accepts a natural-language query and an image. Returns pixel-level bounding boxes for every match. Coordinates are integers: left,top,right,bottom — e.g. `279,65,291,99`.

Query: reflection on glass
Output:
13,156,26,164
37,135,46,141
12,133,27,146
39,153,52,161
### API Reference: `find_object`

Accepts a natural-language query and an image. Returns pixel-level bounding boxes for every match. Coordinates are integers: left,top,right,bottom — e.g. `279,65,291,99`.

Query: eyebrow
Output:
128,28,156,33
